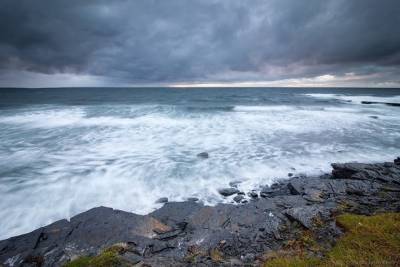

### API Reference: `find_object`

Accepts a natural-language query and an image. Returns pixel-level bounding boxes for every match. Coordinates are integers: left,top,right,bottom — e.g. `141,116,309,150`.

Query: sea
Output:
0,87,399,239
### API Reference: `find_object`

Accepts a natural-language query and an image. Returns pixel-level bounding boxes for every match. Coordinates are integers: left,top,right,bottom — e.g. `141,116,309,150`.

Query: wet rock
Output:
197,152,209,159
287,180,303,195
229,181,242,188
248,191,258,198
187,197,199,202
288,173,294,177
233,195,244,203
369,115,379,119
331,163,371,179
1,159,400,266
218,188,240,197
155,197,169,204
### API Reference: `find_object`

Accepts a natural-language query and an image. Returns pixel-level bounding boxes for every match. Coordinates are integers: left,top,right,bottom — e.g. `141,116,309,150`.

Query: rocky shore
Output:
1,158,400,266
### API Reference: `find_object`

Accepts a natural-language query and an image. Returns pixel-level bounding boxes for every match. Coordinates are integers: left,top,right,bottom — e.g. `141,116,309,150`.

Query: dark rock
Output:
288,173,294,177
1,158,400,266
369,115,379,119
233,195,244,203
197,152,209,159
284,205,330,229
120,251,142,264
331,163,371,179
287,180,303,195
361,101,400,107
303,188,325,203
154,229,182,240
218,188,240,197
237,191,245,195
187,197,199,202
155,197,169,204
248,191,258,198
229,181,242,188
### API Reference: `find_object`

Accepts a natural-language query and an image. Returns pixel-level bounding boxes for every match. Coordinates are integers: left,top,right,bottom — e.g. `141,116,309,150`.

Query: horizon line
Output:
1,86,400,89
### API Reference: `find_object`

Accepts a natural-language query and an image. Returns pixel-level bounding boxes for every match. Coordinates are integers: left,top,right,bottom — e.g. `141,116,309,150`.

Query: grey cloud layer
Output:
0,0,399,85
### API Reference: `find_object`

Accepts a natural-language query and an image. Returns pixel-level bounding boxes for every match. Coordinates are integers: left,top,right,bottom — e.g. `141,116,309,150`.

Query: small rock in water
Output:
233,195,244,203
218,188,240,196
187,197,199,202
155,197,169,204
248,191,258,198
229,180,242,188
288,173,294,177
237,191,245,195
369,115,379,119
197,152,209,159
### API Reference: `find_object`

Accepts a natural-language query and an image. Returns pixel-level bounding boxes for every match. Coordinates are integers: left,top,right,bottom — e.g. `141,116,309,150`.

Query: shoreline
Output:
1,158,400,266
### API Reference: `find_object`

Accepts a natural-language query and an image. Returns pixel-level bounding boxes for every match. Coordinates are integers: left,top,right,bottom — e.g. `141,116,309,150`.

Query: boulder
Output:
284,205,330,229
233,195,244,203
218,188,240,196
248,191,258,198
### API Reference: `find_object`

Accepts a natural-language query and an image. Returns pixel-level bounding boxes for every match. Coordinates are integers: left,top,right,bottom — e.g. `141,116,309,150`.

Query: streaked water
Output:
0,87,400,239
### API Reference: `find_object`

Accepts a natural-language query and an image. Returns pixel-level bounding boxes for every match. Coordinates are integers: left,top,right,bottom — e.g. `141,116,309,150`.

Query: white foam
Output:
0,102,400,239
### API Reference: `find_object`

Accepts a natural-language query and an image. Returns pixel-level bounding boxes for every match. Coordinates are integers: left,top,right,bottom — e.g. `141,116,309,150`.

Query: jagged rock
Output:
1,159,400,266
248,191,258,198
284,205,330,229
154,229,182,240
303,188,325,203
287,180,303,195
197,152,209,159
218,188,240,196
331,163,371,179
233,195,244,203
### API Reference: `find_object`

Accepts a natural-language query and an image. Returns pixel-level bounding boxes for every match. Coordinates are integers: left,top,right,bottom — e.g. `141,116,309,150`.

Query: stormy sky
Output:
0,0,399,87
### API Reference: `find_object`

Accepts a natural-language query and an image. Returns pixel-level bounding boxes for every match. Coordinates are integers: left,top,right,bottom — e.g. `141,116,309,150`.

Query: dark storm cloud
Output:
0,0,399,86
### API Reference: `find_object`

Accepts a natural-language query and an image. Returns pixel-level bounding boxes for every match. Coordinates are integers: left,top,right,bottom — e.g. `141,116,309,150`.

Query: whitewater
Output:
0,87,399,239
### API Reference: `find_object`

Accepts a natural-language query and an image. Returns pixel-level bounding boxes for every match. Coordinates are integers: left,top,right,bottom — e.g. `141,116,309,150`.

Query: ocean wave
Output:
1,101,400,239
304,93,400,104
